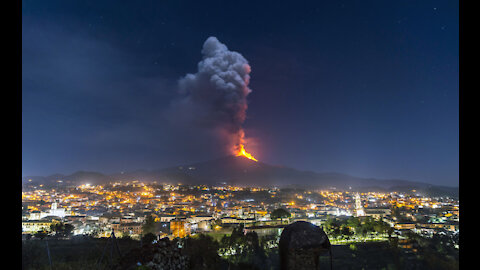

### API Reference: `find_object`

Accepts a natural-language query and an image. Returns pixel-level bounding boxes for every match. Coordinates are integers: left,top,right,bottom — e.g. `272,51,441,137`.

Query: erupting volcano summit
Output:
235,143,258,162
171,36,258,160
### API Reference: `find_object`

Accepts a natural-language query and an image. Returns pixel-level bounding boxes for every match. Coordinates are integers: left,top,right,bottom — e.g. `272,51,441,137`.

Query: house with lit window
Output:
22,220,55,234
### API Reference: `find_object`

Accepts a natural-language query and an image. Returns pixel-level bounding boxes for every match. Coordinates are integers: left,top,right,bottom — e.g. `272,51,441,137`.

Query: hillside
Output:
22,155,458,197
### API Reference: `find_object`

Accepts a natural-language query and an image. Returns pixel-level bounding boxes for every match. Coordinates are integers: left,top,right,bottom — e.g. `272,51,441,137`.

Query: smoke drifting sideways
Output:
167,36,255,157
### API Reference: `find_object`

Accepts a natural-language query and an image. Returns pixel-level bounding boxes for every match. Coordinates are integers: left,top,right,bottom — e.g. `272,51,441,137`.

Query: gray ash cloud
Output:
168,37,253,154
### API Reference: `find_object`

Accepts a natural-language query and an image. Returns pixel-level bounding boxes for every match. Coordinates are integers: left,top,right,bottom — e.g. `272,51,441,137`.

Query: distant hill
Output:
22,155,458,197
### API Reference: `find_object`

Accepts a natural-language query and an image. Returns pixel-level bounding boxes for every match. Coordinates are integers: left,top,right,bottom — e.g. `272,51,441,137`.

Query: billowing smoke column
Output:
172,36,256,160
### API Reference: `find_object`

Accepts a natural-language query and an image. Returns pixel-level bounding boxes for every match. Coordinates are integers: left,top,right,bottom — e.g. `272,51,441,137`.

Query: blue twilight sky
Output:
22,0,458,186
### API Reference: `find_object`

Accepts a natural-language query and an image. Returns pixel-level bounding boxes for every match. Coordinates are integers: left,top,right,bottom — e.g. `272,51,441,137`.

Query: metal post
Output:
329,248,333,270
45,240,53,270
112,230,122,258
96,233,112,269
109,237,113,266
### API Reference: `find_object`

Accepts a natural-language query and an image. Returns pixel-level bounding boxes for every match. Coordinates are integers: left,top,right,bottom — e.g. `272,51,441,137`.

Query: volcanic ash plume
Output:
171,36,257,161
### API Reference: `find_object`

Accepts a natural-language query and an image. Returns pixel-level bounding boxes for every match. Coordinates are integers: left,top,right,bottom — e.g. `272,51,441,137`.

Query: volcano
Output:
155,155,427,188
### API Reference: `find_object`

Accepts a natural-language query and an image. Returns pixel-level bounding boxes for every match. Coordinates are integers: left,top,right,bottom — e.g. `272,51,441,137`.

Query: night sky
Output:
22,0,459,186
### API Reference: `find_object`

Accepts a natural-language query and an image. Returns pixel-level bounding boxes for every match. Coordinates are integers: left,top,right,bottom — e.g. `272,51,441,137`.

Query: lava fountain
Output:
235,143,258,161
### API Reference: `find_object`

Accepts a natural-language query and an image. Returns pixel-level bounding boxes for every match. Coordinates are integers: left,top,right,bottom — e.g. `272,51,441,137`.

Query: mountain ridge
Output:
22,155,458,197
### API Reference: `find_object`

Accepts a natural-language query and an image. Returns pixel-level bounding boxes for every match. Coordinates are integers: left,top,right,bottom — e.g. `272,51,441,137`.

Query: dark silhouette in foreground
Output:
279,221,332,270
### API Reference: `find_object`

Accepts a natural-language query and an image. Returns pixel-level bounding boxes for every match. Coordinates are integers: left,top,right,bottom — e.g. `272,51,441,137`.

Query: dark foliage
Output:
141,233,157,245
182,234,223,269
50,222,74,238
270,209,291,221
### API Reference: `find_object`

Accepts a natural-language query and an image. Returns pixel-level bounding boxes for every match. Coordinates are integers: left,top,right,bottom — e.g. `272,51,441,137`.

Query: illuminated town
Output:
22,180,459,247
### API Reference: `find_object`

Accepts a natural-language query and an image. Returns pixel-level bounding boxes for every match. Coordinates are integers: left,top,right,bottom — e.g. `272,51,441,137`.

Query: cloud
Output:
167,37,253,154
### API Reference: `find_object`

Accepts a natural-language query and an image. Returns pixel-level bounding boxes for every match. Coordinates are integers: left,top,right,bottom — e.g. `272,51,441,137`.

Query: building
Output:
47,200,66,218
111,222,143,238
187,215,214,224
158,214,177,223
244,225,285,237
28,211,42,220
196,220,212,232
394,222,416,230
220,217,256,225
22,220,55,234
364,208,391,219
170,219,190,238
28,200,67,220
398,238,418,253
417,221,459,232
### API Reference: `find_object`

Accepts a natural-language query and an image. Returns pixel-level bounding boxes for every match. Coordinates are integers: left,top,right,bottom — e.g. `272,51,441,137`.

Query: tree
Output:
210,218,222,230
340,225,353,238
389,236,399,249
270,208,291,223
391,207,402,219
260,233,279,251
374,220,391,236
183,234,222,269
324,217,342,237
64,223,74,237
142,215,156,235
50,222,74,238
244,231,267,268
219,228,266,268
121,231,132,240
387,226,394,238
346,217,361,234
357,216,377,236
141,232,157,245
34,229,49,240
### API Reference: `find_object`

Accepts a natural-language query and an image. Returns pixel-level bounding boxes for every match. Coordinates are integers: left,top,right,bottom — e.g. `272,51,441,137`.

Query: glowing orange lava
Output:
235,144,258,161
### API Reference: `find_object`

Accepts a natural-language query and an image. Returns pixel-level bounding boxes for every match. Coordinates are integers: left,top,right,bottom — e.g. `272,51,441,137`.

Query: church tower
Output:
51,200,58,210
355,193,365,217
